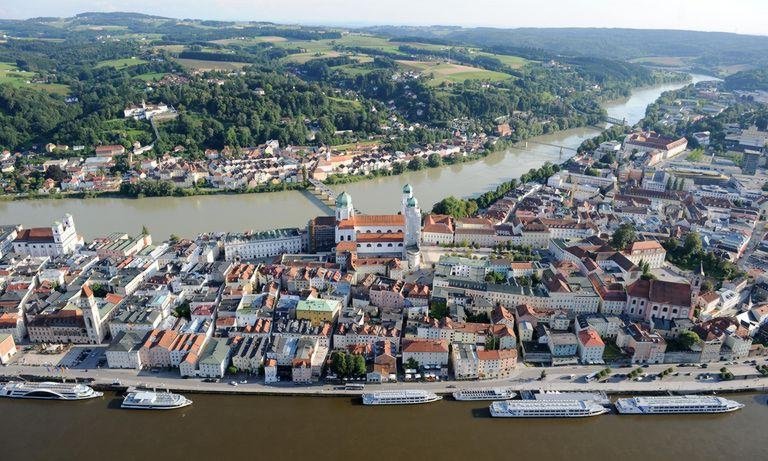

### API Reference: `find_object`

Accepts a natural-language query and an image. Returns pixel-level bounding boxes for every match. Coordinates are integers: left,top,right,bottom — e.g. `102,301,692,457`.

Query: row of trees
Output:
329,350,367,378
431,161,561,219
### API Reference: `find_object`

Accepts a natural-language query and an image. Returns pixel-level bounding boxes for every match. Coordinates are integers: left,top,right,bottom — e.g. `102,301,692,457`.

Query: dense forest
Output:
724,67,768,92
0,12,694,154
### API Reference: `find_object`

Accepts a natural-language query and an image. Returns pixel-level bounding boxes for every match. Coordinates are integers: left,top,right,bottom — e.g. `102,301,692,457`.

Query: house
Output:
230,336,266,373
106,331,146,369
401,339,449,368
547,332,579,365
295,298,341,324
196,338,233,378
576,328,605,364
616,323,666,364
367,341,397,383
0,333,17,365
94,145,126,157
624,240,666,269
264,358,278,384
477,348,517,379
421,214,455,245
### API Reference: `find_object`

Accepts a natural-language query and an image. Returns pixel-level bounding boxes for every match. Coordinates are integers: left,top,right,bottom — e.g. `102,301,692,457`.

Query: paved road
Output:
3,355,768,397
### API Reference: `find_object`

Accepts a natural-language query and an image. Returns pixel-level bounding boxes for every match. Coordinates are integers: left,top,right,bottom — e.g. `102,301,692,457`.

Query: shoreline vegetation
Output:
0,132,568,203
0,117,634,203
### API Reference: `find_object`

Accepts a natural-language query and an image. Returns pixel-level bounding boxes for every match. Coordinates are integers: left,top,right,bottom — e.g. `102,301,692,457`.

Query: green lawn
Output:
95,58,149,69
477,52,530,69
0,62,70,95
397,60,512,85
211,36,288,46
174,58,251,71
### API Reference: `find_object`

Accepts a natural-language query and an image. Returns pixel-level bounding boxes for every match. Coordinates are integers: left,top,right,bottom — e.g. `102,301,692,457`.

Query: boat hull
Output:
121,399,193,410
363,396,442,405
490,408,607,418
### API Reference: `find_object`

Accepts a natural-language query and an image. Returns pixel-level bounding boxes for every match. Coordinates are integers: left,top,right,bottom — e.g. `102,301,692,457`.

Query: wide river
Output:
0,75,713,240
0,392,765,461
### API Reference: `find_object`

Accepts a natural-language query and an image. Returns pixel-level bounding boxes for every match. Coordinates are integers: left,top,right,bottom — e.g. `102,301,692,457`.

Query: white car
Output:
229,381,238,386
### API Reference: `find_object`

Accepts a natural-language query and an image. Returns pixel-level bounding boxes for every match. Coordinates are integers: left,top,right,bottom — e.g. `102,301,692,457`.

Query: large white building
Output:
223,228,305,260
12,214,83,257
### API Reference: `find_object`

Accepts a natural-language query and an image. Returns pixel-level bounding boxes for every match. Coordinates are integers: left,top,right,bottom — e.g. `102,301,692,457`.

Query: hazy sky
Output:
0,0,766,35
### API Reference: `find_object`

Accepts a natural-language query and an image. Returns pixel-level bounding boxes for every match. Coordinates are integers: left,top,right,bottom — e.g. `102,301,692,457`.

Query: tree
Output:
429,299,450,319
611,223,636,250
407,156,426,171
352,354,367,376
679,330,700,349
427,153,443,168
405,357,419,370
700,279,714,294
44,165,68,183
141,225,149,236
684,232,703,255
331,351,349,377
174,301,191,320
432,196,478,218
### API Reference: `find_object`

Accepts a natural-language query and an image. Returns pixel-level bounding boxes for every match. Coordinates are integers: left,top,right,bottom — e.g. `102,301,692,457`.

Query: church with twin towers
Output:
334,184,422,267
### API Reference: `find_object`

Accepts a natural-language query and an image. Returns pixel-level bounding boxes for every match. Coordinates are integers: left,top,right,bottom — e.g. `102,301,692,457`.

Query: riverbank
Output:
4,359,768,398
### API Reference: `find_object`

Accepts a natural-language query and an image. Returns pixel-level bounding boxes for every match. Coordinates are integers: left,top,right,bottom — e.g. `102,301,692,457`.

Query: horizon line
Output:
1,10,767,38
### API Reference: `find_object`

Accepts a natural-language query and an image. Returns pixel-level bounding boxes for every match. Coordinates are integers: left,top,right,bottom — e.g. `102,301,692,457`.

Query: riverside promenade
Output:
2,359,767,397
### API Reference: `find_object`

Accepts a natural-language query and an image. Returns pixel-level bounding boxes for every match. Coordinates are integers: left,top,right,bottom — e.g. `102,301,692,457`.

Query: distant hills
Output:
364,26,768,76
1,12,767,76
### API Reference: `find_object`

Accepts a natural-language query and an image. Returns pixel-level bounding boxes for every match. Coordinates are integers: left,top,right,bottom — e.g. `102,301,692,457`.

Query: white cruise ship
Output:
453,387,516,401
615,395,744,415
0,381,103,401
362,390,442,405
121,391,193,410
490,399,609,418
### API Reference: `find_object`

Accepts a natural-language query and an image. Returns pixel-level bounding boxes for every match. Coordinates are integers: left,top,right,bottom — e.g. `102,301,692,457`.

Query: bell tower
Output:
79,284,103,344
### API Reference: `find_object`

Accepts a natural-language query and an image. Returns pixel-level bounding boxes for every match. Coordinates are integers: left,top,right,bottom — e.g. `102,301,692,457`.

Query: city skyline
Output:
0,0,767,36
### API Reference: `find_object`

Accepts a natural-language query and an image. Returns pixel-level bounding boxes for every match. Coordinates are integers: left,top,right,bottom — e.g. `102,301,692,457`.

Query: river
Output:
0,392,764,461
0,75,714,240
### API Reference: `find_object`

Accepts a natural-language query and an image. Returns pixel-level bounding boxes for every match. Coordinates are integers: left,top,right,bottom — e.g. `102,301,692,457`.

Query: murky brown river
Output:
0,392,764,461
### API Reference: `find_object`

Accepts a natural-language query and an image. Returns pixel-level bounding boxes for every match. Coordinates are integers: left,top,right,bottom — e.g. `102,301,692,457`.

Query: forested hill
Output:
364,26,768,76
724,67,768,92
0,12,684,153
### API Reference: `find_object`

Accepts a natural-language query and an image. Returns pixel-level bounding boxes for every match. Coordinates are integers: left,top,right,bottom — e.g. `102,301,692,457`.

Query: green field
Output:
396,60,512,85
95,58,149,69
211,36,288,46
629,56,690,67
0,62,69,94
175,58,251,71
477,52,530,69
153,44,186,53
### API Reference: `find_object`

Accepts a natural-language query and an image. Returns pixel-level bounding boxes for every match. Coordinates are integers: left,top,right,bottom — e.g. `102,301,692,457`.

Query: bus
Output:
584,371,600,382
344,383,366,391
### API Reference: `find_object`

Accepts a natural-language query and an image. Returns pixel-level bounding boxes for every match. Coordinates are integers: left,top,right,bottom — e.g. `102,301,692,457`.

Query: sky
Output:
0,0,766,36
